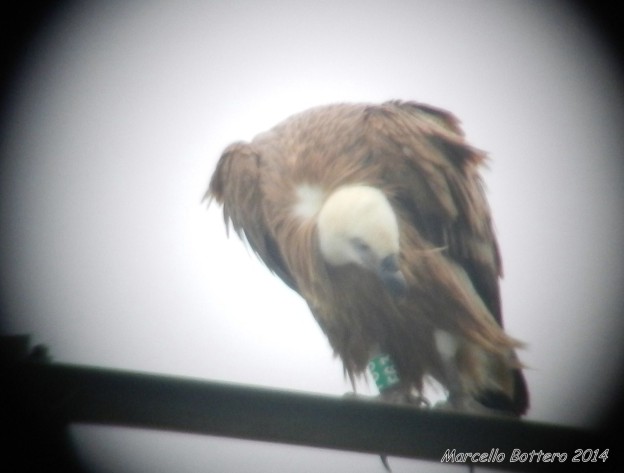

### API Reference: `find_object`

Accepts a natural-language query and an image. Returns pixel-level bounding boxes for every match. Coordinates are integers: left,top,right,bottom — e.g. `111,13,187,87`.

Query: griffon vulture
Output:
206,100,529,416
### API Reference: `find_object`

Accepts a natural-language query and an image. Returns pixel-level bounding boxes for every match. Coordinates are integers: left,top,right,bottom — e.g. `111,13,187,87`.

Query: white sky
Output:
1,1,623,472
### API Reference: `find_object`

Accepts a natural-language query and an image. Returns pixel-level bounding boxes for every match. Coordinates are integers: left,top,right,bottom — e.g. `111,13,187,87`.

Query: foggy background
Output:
1,1,623,472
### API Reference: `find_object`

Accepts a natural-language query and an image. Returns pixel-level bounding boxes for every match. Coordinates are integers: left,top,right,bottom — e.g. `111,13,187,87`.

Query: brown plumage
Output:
207,100,529,416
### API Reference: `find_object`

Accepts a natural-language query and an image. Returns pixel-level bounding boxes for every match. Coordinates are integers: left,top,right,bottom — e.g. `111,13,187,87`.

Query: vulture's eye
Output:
350,237,371,254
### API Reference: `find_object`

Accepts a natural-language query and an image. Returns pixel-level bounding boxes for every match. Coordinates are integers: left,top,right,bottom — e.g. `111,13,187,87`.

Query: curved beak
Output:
378,254,407,299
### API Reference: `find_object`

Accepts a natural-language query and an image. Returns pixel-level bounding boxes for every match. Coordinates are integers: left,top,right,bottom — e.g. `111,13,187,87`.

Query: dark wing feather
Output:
368,101,528,414
367,101,504,325
206,141,298,292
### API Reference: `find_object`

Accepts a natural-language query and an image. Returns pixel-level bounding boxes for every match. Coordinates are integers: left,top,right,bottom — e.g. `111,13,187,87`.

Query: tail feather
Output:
477,368,529,416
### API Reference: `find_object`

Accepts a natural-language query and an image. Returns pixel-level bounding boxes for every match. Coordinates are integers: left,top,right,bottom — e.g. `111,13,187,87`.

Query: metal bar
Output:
5,359,612,472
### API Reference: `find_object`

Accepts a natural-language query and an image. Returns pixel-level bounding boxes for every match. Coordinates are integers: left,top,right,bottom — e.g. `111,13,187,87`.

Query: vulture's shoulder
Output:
207,141,298,292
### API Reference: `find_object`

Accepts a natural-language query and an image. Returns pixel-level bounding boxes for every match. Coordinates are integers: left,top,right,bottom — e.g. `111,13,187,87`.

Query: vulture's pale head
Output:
317,185,407,297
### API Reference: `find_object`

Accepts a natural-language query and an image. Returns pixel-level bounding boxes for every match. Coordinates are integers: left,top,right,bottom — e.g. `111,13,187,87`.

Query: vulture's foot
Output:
342,389,429,408
378,386,430,408
434,395,514,417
